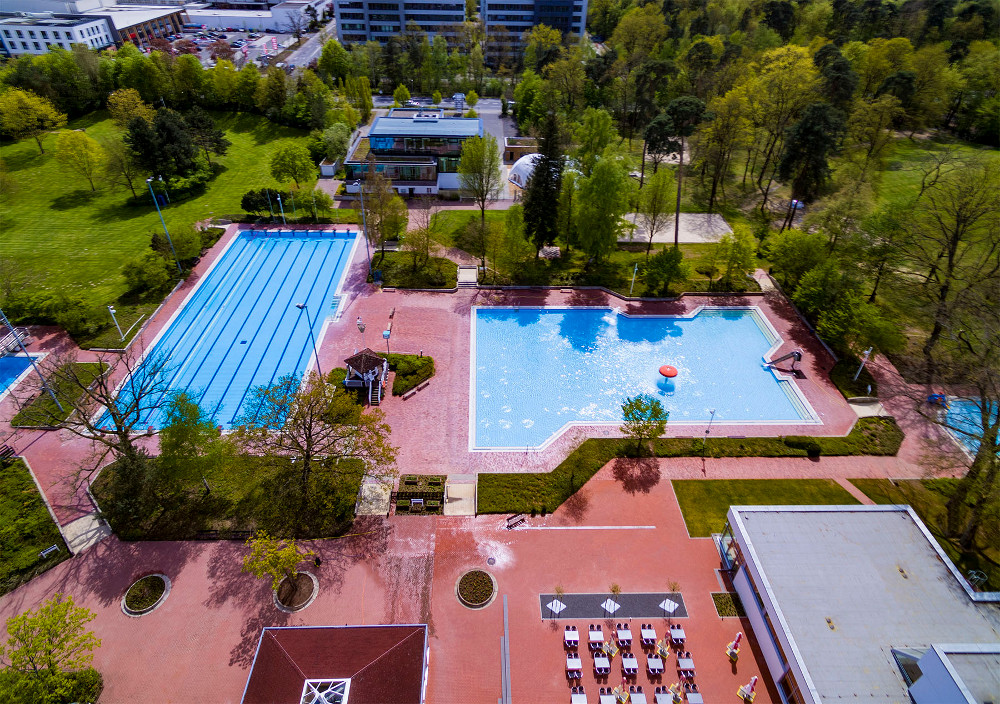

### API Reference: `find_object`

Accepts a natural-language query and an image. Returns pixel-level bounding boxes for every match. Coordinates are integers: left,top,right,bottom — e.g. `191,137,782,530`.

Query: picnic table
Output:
599,694,616,704
622,652,639,675
589,627,605,649
676,655,695,677
640,625,657,644
571,692,587,704
594,654,611,674
669,625,686,644
565,628,580,647
630,692,648,704
567,653,583,673
646,654,664,675
616,626,633,646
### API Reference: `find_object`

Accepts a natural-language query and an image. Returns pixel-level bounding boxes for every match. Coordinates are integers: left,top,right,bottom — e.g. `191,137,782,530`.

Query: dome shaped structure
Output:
507,153,542,190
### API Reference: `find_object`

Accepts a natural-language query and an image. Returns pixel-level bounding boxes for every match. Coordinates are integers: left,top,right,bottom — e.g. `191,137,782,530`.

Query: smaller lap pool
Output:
945,397,997,456
1,355,34,395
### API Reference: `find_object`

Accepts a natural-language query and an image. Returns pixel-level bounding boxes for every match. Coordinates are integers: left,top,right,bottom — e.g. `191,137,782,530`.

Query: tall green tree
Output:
242,531,314,594
620,394,668,455
107,88,155,130
125,109,200,180
185,107,230,166
1,594,101,703
777,102,846,229
0,88,67,154
663,97,706,247
637,168,675,257
54,130,105,191
318,39,351,84
523,111,563,254
575,107,617,176
457,133,503,226
270,144,315,188
577,154,630,262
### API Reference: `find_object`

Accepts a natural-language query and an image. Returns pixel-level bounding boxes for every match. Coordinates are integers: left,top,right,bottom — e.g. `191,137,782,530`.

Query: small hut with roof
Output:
343,348,389,405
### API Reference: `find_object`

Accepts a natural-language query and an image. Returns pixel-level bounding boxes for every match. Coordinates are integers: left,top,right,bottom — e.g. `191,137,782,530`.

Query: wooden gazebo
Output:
343,348,388,405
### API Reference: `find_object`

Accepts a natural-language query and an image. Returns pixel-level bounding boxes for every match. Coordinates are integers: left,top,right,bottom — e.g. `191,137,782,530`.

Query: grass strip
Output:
11,362,106,427
0,460,69,595
477,417,903,514
673,478,860,537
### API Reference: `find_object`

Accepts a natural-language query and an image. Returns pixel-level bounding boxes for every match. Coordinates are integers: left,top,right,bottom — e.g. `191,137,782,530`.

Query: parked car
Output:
248,32,262,38
231,39,246,47
405,99,420,107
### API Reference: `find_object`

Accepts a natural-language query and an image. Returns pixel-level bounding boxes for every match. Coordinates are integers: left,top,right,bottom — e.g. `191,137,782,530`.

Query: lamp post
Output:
704,408,716,457
353,179,373,277
265,189,276,223
0,306,62,413
107,305,124,341
147,178,182,273
383,328,390,356
295,303,322,379
276,192,287,225
356,316,366,349
158,175,170,204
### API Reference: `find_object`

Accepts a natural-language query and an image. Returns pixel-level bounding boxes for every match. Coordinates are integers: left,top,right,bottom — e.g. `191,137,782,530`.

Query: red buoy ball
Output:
659,365,678,378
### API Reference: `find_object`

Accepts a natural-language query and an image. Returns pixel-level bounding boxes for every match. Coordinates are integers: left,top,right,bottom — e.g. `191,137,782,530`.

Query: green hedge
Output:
387,353,435,395
478,417,904,514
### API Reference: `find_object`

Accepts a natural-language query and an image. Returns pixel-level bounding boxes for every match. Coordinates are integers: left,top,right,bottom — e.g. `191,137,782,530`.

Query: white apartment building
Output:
334,0,465,45
0,12,115,54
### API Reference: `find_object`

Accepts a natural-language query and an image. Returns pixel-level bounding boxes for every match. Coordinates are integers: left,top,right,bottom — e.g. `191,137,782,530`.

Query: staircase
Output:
457,265,479,288
369,381,382,405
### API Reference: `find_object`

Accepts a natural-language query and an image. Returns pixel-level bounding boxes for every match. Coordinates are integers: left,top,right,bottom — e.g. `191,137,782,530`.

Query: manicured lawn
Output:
0,460,69,595
375,251,458,289
11,362,106,427
673,479,860,537
430,209,506,248
829,358,878,398
477,418,902,514
0,111,309,305
850,478,1000,591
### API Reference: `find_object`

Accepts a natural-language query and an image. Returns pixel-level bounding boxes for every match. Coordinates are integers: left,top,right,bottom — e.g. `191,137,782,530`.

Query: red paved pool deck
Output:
0,476,783,703
0,224,968,702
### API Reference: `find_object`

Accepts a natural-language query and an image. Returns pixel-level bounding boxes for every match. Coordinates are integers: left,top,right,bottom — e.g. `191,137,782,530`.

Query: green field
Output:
0,460,69,595
673,479,860,537
0,111,308,304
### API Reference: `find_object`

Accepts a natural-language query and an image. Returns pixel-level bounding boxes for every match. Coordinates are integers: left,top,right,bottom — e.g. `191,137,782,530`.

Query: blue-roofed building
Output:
344,108,484,196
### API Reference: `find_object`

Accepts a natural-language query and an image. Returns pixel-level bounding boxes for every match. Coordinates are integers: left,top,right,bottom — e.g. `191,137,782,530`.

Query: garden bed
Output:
395,474,445,514
457,569,496,608
386,354,435,396
122,574,169,615
276,572,316,611
712,592,746,618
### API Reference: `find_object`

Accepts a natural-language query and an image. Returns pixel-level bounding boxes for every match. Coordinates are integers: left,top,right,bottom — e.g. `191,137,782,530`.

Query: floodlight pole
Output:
704,408,716,457
353,179,373,278
0,306,62,413
277,193,287,225
107,305,124,341
295,303,323,379
147,178,182,273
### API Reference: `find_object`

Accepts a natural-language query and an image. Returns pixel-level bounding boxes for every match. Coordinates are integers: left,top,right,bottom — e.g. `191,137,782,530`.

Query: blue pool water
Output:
472,306,815,449
946,397,997,456
107,230,357,429
1,355,33,393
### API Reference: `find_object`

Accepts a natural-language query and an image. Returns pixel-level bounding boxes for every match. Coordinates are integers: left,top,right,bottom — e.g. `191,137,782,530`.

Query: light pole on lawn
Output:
353,179,373,278
295,303,323,379
0,306,62,413
704,408,716,457
277,192,287,225
107,305,124,341
147,177,182,273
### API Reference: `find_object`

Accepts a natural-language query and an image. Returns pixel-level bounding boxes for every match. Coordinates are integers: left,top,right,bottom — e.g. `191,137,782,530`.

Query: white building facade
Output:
333,0,465,45
0,13,115,55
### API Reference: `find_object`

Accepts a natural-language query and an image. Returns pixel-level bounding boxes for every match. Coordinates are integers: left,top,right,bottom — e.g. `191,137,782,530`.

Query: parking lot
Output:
154,28,303,69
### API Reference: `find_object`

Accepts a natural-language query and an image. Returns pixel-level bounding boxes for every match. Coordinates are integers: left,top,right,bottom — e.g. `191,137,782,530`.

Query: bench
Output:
506,514,526,530
39,544,60,559
0,444,16,466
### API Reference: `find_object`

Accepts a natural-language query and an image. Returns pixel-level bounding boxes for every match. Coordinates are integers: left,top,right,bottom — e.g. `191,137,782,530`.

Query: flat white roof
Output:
82,5,183,30
731,506,1000,704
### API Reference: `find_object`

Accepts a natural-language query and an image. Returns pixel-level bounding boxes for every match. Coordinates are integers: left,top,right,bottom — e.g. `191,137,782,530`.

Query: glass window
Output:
33,41,41,50
41,30,48,38
29,30,36,37
16,30,23,37
3,30,10,37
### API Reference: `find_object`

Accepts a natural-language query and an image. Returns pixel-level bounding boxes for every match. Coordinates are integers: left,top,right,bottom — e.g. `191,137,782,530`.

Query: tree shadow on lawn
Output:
611,457,661,495
50,189,101,211
1,147,45,172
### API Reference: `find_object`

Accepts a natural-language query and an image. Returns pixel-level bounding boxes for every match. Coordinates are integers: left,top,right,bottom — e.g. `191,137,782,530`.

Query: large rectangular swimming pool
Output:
108,230,358,429
471,306,817,450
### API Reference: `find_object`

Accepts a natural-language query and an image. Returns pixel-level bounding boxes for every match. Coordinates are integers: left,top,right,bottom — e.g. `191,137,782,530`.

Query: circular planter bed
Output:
121,574,170,617
273,571,319,613
456,569,496,609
